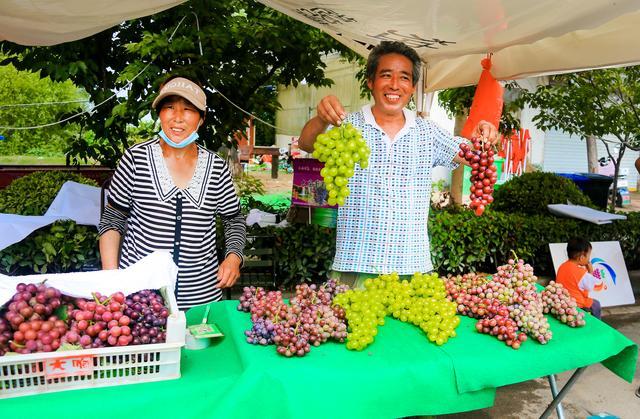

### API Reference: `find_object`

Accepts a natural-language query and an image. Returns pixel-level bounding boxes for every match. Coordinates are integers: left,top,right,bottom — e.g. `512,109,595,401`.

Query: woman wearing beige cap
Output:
98,76,246,309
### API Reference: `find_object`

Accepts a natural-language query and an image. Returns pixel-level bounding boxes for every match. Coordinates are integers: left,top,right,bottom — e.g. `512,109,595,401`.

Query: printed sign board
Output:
549,241,635,307
291,158,336,209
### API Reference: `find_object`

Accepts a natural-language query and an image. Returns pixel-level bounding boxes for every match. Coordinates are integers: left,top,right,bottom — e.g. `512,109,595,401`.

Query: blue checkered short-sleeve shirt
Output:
332,105,463,275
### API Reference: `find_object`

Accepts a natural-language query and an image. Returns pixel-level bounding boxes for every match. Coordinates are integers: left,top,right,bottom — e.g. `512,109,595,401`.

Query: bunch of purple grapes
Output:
237,286,267,313
244,317,276,345
273,321,312,357
317,279,350,306
289,283,319,307
238,287,288,323
124,289,169,345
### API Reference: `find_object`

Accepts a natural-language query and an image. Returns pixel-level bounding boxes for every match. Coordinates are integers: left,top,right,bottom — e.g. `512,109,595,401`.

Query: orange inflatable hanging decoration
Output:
460,56,503,139
458,56,503,216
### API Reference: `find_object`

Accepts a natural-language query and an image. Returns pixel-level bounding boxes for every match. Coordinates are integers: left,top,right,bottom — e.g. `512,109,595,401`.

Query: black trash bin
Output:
557,172,613,209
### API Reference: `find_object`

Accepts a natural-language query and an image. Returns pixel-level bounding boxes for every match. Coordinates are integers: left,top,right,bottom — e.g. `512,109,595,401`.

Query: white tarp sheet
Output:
547,204,628,225
0,181,101,251
0,251,177,307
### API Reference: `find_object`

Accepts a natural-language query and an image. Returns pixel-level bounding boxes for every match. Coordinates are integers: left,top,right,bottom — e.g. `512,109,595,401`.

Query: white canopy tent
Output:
1,0,639,91
0,0,186,46
257,0,640,91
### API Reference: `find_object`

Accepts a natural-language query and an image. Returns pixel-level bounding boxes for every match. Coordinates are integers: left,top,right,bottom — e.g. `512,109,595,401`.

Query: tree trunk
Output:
586,135,598,173
608,145,626,211
220,145,243,178
450,114,468,205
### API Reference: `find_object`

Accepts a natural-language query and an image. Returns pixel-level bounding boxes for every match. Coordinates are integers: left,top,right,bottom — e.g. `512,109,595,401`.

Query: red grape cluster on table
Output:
541,281,586,327
444,257,586,349
0,283,171,355
238,280,349,357
458,138,498,216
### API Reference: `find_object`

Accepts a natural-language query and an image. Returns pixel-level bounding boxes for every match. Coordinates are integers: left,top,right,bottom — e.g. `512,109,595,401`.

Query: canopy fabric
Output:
257,0,640,91
0,0,186,46
1,1,640,90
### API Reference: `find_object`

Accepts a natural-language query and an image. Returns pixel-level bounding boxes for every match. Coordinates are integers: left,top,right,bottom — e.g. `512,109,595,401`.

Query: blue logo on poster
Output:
591,257,616,286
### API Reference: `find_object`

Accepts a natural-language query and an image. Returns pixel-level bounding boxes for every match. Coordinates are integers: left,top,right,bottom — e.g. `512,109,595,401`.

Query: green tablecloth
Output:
1,301,636,418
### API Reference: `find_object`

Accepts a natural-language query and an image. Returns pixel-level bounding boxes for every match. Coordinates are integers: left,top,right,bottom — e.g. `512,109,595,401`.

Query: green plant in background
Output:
0,171,96,215
428,208,640,276
234,173,266,198
247,224,336,287
217,198,640,289
241,195,290,218
0,171,100,274
491,171,594,215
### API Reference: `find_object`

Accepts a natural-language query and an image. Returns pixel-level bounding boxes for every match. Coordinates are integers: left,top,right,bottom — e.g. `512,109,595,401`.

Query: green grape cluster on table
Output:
333,272,460,351
312,123,370,206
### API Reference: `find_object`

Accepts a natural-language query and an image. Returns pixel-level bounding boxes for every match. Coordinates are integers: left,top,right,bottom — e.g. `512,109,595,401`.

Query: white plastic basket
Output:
0,287,186,399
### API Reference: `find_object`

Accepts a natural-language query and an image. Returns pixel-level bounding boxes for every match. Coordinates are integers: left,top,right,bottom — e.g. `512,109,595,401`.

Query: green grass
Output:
0,155,67,165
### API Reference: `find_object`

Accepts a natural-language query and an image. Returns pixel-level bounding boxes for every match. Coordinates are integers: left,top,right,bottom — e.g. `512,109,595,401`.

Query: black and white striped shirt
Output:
99,138,246,309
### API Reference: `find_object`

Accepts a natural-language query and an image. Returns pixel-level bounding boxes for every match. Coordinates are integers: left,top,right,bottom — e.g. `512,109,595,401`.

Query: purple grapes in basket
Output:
124,289,170,345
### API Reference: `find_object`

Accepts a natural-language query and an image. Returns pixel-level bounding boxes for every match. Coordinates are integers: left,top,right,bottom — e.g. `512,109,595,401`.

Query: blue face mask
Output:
159,129,199,149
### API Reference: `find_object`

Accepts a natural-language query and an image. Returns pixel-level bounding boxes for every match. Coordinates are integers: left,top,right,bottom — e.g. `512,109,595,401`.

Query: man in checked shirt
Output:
299,41,498,288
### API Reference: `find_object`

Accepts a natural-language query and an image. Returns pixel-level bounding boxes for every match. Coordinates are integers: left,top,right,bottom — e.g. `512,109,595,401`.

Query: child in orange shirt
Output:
555,238,602,319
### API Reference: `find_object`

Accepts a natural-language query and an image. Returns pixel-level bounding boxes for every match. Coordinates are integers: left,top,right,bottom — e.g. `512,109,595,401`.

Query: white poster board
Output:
549,241,635,307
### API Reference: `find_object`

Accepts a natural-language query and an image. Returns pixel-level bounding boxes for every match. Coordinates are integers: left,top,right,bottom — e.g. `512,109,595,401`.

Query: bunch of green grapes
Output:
313,123,370,206
333,272,460,351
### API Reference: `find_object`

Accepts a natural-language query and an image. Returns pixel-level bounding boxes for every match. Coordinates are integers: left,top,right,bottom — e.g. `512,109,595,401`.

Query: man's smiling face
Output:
367,53,416,117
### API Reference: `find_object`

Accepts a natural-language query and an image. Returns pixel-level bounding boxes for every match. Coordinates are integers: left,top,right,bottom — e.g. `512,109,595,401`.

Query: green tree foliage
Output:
1,0,354,167
0,62,87,157
517,67,640,210
491,171,593,215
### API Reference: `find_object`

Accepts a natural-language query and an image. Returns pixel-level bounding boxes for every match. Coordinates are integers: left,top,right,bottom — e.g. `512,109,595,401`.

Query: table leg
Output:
271,156,279,179
540,367,586,419
547,374,565,419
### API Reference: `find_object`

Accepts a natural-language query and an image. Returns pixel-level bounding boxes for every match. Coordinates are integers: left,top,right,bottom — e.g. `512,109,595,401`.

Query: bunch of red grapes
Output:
64,292,134,348
238,280,349,357
1,283,171,356
445,257,586,349
1,283,68,354
541,281,586,327
458,138,498,216
445,273,527,349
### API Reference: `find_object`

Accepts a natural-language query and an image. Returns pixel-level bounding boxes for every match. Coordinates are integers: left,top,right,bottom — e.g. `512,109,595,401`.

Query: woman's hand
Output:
216,253,242,288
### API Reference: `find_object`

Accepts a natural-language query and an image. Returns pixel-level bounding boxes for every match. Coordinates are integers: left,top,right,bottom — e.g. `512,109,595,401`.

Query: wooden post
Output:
271,155,279,179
